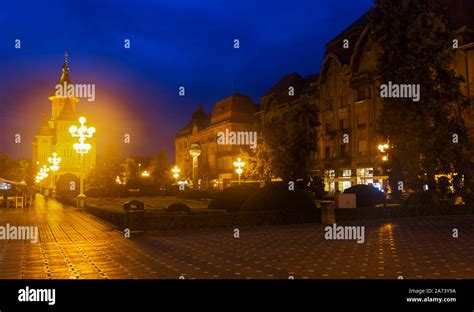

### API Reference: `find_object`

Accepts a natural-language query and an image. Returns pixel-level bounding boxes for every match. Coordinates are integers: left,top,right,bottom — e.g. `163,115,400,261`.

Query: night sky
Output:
0,0,373,160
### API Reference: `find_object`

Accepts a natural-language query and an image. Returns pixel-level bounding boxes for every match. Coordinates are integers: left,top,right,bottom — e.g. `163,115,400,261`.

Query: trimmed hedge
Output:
241,183,315,213
176,189,212,200
56,195,474,232
166,203,191,214
208,185,257,212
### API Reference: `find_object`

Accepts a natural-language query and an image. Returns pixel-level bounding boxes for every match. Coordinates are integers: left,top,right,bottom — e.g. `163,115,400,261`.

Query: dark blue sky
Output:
0,0,373,159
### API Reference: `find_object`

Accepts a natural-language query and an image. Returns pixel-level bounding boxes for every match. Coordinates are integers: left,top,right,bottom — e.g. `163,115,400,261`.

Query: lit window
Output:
324,170,335,179
356,168,374,177
342,169,351,177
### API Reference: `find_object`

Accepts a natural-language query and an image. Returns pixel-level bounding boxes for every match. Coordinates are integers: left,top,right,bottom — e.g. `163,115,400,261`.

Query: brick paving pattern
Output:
0,195,472,279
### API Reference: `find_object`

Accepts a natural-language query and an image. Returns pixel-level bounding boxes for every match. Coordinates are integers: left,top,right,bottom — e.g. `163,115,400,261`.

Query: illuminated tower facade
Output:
32,53,96,191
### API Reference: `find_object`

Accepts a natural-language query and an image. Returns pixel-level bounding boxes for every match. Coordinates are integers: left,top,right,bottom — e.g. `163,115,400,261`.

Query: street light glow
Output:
378,143,389,153
70,117,95,155
70,116,95,205
233,158,245,184
172,166,181,181
48,152,61,172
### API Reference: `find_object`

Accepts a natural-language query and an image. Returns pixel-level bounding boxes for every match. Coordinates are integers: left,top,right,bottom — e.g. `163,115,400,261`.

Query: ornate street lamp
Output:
38,166,49,193
377,142,390,162
233,158,245,185
172,166,181,183
69,117,95,208
377,143,389,153
48,152,61,197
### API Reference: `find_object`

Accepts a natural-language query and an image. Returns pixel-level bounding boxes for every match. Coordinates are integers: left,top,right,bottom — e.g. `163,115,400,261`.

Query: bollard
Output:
321,201,336,225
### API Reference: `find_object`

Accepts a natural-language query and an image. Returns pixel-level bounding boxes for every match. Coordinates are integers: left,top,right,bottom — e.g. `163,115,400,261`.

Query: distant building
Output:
316,0,474,193
175,93,256,188
256,72,320,171
176,0,474,192
32,55,96,191
316,13,386,192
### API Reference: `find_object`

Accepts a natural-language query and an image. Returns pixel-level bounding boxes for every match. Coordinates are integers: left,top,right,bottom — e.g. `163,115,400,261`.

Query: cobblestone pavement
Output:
0,195,473,279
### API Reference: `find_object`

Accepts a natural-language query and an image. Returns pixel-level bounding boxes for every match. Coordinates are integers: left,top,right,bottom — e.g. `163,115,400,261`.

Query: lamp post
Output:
39,166,49,194
378,142,390,191
48,152,61,197
378,143,389,156
189,144,201,189
172,166,180,184
69,117,95,208
233,158,245,185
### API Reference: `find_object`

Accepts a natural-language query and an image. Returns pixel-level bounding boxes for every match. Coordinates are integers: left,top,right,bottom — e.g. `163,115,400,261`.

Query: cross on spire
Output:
63,51,69,69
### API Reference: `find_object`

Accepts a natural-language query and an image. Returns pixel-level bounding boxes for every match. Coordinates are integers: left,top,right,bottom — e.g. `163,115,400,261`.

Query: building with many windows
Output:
316,1,474,193
175,93,256,188
177,0,474,192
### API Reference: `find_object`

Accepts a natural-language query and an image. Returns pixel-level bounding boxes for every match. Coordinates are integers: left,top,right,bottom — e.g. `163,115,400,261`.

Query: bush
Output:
85,186,129,198
343,185,385,207
176,189,212,200
166,203,191,214
404,191,438,206
241,183,315,213
208,185,257,212
305,175,325,199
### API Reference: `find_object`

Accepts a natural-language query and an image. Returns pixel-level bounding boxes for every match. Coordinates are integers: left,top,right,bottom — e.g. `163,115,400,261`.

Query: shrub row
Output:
209,183,315,214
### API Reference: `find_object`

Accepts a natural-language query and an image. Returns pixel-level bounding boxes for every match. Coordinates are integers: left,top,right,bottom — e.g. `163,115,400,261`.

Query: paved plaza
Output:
0,195,473,279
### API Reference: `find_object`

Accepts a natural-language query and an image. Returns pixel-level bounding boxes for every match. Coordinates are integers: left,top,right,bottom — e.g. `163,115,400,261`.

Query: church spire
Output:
59,51,71,84
49,52,79,120
63,51,69,71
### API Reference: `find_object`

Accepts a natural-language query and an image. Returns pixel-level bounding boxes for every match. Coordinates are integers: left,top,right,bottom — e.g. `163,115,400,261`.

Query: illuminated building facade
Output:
175,93,256,188
317,3,474,193
32,55,96,190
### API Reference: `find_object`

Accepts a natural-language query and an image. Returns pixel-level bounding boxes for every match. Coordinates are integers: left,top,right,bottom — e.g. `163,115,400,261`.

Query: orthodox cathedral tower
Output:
32,53,96,191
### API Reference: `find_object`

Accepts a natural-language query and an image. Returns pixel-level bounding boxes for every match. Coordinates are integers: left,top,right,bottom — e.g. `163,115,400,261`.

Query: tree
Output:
0,155,29,182
241,134,274,184
260,97,320,183
122,157,138,185
198,156,211,189
370,0,471,196
149,150,171,189
87,153,123,192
